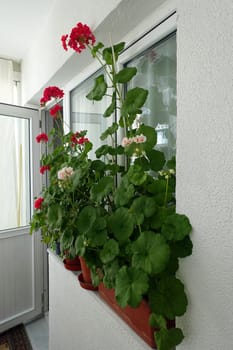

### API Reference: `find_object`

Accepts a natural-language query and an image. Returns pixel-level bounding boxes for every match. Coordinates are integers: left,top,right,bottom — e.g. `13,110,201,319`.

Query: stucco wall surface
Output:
48,251,152,350
176,1,233,349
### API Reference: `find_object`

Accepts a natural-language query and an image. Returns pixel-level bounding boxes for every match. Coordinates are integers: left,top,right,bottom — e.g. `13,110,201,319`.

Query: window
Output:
126,33,176,160
70,17,176,162
70,70,108,159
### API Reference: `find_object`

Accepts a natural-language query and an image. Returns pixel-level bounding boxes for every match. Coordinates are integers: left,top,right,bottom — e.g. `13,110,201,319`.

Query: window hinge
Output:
39,120,42,129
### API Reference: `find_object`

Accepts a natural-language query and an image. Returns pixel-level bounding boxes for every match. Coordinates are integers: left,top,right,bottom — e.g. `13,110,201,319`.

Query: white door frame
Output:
0,103,45,332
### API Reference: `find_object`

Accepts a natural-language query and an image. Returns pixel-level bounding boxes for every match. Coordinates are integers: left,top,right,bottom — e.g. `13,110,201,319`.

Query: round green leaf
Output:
155,328,184,350
115,266,149,307
132,232,170,274
100,239,119,264
77,206,97,234
90,176,114,203
149,276,188,319
161,214,192,241
147,149,166,172
108,207,134,242
127,164,147,185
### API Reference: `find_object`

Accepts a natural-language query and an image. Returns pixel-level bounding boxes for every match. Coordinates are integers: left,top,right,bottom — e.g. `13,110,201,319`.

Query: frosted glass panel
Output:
127,33,176,160
0,115,30,230
70,71,108,160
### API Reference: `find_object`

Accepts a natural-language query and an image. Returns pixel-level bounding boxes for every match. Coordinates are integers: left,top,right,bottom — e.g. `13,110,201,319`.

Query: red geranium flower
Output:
49,104,62,119
70,132,80,146
36,133,49,143
77,136,90,145
40,165,50,174
40,86,64,106
61,22,96,54
34,197,44,210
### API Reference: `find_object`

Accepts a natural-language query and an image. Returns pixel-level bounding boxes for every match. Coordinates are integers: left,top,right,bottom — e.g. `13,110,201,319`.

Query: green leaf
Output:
103,259,120,288
108,207,134,242
130,197,145,225
127,164,147,185
149,313,167,329
149,276,188,319
90,176,114,202
115,266,149,307
138,124,157,149
132,232,170,274
103,92,116,117
114,176,135,207
91,42,104,57
102,42,125,64
100,122,118,141
161,214,192,241
121,87,148,116
147,149,166,172
47,204,63,227
147,179,169,206
150,207,170,230
114,67,137,83
155,328,184,350
90,159,106,173
75,235,86,256
134,156,150,171
77,206,97,234
170,236,193,258
100,239,119,264
86,218,107,247
166,156,176,170
86,74,107,101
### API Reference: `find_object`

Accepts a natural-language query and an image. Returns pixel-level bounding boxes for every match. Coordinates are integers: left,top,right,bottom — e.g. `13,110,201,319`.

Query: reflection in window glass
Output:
127,33,176,160
70,71,108,160
0,115,30,230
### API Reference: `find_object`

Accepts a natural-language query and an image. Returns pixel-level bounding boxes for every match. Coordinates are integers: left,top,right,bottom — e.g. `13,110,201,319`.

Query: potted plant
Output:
61,22,193,350
30,86,94,271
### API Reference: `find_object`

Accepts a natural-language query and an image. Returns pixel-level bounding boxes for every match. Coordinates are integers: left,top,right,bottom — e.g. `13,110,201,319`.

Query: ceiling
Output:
0,0,55,61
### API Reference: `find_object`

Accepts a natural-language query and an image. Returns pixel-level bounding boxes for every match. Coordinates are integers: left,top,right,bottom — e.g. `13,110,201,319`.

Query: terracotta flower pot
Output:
98,283,175,348
63,256,81,271
78,257,98,291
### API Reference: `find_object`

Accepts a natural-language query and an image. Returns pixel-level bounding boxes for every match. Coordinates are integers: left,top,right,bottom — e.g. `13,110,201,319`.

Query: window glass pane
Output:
127,33,176,160
70,71,108,159
0,115,30,230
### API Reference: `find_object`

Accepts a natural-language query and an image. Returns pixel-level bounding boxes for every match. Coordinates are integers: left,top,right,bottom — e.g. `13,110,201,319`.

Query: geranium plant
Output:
61,22,193,350
30,86,94,258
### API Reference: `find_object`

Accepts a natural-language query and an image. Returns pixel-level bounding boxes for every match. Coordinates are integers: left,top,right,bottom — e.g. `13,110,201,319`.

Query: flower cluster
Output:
121,134,147,147
34,197,44,209
61,22,96,53
70,132,90,146
49,104,62,119
40,165,50,175
36,133,48,143
57,166,74,181
40,86,64,106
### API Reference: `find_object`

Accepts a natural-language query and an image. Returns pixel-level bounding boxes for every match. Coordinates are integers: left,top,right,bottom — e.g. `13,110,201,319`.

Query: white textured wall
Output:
21,0,122,105
176,1,233,349
48,251,152,350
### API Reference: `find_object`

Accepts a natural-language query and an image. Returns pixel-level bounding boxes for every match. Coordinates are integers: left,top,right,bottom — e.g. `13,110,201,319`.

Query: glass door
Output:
0,103,44,332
